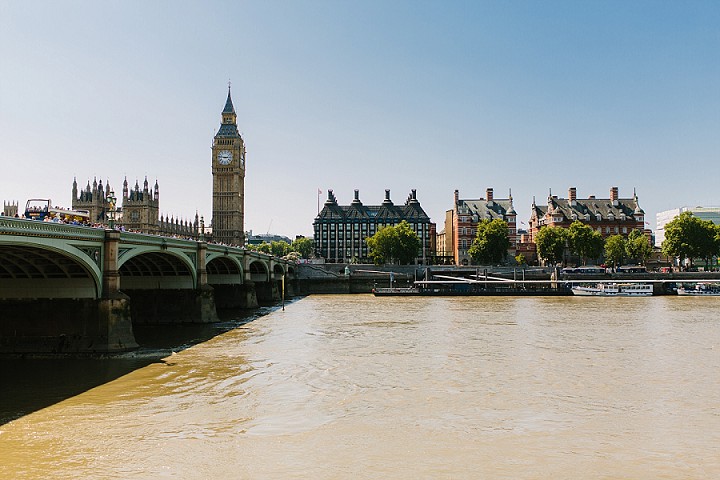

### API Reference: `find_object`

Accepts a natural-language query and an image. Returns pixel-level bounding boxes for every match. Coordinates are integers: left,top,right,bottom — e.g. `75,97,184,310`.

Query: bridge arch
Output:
0,241,101,299
207,255,244,284
118,249,196,290
273,263,286,277
248,259,270,283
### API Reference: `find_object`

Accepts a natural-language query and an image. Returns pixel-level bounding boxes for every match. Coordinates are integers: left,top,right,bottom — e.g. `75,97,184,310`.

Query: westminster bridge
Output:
0,217,296,354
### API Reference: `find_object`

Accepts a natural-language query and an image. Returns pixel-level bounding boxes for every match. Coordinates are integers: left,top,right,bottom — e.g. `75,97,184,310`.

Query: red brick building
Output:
529,186,647,242
444,188,517,266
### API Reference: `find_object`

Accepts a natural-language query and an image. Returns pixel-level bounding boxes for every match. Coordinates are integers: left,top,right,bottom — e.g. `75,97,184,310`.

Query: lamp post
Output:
106,190,117,229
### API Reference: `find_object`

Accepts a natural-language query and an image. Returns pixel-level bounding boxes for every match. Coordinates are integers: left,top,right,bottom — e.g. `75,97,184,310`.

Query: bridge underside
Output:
0,246,97,299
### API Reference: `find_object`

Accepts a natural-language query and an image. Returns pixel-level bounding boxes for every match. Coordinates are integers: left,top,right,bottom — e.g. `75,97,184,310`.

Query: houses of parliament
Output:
70,87,246,245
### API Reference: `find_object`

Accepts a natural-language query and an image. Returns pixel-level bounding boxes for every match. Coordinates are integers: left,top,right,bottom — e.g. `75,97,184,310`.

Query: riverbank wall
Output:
295,263,720,295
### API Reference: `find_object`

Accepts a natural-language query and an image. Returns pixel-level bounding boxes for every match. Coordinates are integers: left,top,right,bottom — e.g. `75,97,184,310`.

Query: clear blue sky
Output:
1,1,718,238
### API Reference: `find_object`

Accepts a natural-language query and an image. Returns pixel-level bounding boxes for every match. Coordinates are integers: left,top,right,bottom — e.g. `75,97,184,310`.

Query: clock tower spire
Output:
211,84,246,246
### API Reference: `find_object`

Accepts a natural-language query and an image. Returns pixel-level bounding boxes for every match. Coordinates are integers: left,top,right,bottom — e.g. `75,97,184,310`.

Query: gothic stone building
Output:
443,188,518,266
72,177,113,223
314,189,436,263
72,176,199,238
211,86,246,246
528,186,647,242
121,177,159,233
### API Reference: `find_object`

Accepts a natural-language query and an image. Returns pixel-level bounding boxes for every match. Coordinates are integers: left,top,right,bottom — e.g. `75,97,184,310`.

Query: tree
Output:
366,220,421,265
625,229,653,265
661,211,719,268
515,254,527,266
255,242,272,254
291,237,314,258
270,241,292,257
535,227,567,266
567,221,604,265
604,235,626,270
468,219,510,265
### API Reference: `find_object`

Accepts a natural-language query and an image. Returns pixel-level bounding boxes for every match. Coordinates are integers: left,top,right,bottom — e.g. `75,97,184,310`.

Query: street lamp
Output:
106,190,117,229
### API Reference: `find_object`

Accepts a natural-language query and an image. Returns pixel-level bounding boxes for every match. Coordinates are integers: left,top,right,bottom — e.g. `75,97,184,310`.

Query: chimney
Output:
383,189,393,205
610,186,619,206
569,187,577,206
486,188,494,202
354,189,360,201
454,189,459,206
411,189,417,200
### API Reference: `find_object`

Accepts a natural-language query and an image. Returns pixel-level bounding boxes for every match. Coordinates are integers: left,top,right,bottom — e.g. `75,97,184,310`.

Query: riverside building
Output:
443,188,518,266
655,206,720,247
313,189,435,264
529,186,648,241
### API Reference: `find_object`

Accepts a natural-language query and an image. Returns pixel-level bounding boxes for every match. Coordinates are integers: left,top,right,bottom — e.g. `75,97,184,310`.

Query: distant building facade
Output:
121,177,160,233
656,206,720,247
314,189,435,263
529,187,648,242
72,177,112,223
445,188,517,266
247,231,292,245
2,201,19,217
72,176,199,238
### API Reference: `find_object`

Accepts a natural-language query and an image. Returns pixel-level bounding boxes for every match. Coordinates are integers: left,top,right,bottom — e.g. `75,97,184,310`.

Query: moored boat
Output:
677,283,720,296
571,282,653,297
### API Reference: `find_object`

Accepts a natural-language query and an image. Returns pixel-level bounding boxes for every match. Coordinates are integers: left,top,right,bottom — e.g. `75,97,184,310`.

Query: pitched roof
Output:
222,87,235,114
457,198,516,221
534,195,644,221
315,190,431,222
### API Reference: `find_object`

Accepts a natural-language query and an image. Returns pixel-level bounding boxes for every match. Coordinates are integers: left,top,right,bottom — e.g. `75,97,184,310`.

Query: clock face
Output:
218,150,233,165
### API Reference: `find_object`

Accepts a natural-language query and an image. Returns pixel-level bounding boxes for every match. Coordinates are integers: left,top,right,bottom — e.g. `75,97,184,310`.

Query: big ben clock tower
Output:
212,85,246,246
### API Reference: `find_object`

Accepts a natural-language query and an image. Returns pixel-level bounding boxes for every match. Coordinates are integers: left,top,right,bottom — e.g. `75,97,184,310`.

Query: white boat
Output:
571,283,653,297
677,283,720,296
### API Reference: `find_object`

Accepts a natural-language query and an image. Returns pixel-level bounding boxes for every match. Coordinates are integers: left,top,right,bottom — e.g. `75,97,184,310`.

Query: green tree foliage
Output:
625,229,653,265
515,253,527,266
270,241,292,257
661,211,719,267
535,226,567,266
366,220,421,265
255,242,272,254
468,219,510,265
604,235,626,270
291,237,314,258
567,221,605,265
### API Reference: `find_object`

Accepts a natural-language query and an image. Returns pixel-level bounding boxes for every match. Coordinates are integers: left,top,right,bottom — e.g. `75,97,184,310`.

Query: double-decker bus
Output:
24,199,90,224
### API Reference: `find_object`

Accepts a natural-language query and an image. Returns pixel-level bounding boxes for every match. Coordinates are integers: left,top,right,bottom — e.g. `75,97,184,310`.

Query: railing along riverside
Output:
0,217,105,241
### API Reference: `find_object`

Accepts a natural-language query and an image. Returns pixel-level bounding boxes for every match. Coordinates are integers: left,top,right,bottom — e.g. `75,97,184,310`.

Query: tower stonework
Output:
72,177,110,223
122,177,160,233
211,86,246,246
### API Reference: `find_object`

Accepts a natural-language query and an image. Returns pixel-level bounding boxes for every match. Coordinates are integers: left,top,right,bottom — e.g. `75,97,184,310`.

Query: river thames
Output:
1,294,719,479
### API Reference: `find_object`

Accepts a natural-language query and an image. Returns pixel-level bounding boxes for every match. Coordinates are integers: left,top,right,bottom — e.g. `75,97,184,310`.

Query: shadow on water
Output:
0,301,292,425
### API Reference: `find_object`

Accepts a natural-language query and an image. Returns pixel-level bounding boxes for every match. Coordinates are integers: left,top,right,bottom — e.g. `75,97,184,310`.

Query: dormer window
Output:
620,213,626,221
585,213,591,221
596,213,602,221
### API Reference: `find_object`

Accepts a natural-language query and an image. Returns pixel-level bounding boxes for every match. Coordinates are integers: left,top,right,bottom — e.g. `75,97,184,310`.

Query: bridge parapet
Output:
0,217,105,241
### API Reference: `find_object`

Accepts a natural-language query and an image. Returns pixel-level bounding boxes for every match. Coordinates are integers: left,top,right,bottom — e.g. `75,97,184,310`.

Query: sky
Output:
1,1,719,239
